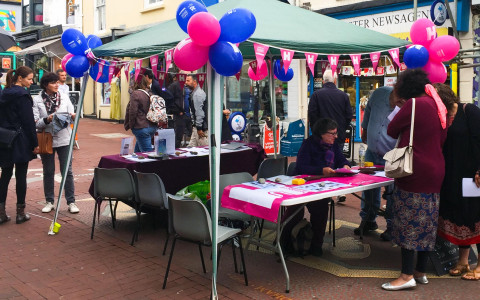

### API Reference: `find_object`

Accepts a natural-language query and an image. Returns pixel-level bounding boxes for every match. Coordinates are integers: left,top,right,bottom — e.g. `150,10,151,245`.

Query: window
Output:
22,0,43,26
22,0,30,26
95,0,106,31
144,0,163,7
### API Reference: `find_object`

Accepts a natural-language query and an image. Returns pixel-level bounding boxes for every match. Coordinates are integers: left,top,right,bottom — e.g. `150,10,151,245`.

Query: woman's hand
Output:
343,165,351,170
323,167,335,175
47,114,54,122
33,146,39,155
71,113,76,120
475,171,480,188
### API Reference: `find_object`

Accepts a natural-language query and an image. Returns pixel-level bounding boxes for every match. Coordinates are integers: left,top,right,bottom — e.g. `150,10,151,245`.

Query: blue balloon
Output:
65,55,89,78
89,61,110,83
273,60,294,81
62,28,88,56
403,45,429,69
209,41,243,77
176,0,208,34
86,35,102,49
219,8,256,43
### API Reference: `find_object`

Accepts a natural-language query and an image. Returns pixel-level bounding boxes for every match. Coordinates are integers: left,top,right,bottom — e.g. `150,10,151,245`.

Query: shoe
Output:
449,264,471,276
68,203,80,214
0,203,11,224
461,270,480,281
381,278,416,291
414,275,428,284
380,229,392,241
309,245,323,257
16,204,30,224
42,202,55,213
337,195,346,203
354,221,378,235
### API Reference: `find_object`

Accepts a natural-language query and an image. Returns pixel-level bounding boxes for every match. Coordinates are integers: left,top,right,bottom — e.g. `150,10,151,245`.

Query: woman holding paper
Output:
124,74,157,152
32,72,78,214
382,69,447,291
434,83,480,281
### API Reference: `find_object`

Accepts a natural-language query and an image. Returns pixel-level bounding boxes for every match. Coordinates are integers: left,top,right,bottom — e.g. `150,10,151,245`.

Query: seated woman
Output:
281,118,351,257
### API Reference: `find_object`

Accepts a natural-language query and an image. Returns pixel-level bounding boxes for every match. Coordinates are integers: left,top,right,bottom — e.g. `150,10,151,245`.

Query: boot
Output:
0,203,11,224
16,204,30,224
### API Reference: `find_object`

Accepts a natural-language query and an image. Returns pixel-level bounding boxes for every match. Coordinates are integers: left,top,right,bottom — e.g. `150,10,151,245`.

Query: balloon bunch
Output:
403,18,460,83
61,28,104,79
174,0,256,76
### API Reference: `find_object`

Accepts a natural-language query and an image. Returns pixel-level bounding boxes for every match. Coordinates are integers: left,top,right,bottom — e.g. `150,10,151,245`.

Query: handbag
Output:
383,98,416,178
37,130,53,154
0,127,21,149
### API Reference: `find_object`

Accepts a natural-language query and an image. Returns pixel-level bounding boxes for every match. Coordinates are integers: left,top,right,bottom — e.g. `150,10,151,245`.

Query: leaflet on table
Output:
293,181,351,192
372,171,388,177
175,147,210,157
121,154,157,162
228,184,310,209
266,175,295,185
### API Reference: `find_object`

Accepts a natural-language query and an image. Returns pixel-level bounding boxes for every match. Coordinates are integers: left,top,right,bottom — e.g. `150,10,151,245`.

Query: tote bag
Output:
37,130,53,154
383,98,415,178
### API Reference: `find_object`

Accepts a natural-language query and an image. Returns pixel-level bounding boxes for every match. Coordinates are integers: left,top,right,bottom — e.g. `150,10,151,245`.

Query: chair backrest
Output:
169,196,211,244
257,156,287,179
219,172,254,195
286,162,297,176
94,168,135,201
134,171,168,209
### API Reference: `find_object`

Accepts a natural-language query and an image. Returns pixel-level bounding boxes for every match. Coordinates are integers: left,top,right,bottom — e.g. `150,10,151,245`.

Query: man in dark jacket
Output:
308,69,353,146
167,74,192,148
143,69,174,113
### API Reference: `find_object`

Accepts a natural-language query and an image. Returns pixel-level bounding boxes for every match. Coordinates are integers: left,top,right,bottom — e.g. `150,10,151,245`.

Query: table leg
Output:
275,207,290,293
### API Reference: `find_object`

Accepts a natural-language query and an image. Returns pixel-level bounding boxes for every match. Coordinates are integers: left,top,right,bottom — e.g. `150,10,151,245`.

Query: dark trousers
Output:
401,248,429,275
281,198,330,249
173,114,192,148
0,162,29,205
40,146,75,204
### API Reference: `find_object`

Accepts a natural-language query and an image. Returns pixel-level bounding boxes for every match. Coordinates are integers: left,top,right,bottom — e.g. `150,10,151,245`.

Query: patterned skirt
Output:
391,187,440,251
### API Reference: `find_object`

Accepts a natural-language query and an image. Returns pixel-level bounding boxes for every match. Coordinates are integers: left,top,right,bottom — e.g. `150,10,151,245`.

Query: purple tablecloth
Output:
88,144,266,197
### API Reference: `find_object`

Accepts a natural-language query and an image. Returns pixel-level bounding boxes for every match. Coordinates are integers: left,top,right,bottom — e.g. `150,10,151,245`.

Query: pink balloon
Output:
248,62,268,81
187,12,221,47
428,35,460,62
173,38,209,71
61,53,74,71
422,60,447,83
410,18,436,47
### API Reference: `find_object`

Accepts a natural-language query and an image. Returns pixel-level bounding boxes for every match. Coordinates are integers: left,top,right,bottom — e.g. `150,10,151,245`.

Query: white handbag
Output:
383,98,415,178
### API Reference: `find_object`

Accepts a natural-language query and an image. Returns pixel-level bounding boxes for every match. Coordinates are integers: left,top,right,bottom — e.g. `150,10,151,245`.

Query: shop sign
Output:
263,123,280,155
376,67,384,76
399,62,407,72
38,25,63,40
430,0,448,26
384,77,397,87
385,65,396,74
2,57,11,69
341,66,353,76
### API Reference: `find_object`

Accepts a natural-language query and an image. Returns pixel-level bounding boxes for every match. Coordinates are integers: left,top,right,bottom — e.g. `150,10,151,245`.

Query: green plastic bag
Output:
176,180,210,205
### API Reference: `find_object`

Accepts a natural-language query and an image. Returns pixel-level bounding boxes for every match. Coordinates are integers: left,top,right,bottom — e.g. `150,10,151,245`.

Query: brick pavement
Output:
0,118,478,299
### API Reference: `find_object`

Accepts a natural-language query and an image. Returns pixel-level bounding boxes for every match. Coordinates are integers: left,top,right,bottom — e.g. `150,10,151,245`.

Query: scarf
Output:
317,138,335,168
424,84,447,129
41,91,61,115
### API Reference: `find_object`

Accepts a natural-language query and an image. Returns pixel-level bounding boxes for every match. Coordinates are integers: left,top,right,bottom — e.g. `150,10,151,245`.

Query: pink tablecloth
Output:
221,173,392,223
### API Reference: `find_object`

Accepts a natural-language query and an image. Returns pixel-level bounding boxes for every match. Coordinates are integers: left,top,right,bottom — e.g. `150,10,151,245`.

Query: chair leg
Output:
257,219,265,250
331,199,336,247
231,239,239,273
198,243,206,273
237,236,248,286
108,200,116,229
162,229,169,256
162,236,177,289
217,244,224,268
91,201,98,239
131,205,141,246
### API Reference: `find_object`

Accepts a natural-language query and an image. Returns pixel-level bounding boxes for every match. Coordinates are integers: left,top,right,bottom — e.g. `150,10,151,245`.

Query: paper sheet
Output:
462,178,480,197
122,155,157,162
388,106,401,121
266,175,295,185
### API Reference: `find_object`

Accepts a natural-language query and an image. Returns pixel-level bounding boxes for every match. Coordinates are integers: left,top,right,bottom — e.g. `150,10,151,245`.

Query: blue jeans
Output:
132,126,156,152
360,148,394,229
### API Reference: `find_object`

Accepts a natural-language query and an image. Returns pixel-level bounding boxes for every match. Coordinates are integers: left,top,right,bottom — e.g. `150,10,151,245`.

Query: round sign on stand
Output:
430,0,448,26
228,112,247,140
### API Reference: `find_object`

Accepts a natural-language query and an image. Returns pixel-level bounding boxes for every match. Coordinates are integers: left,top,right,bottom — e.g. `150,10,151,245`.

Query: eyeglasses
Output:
325,131,338,137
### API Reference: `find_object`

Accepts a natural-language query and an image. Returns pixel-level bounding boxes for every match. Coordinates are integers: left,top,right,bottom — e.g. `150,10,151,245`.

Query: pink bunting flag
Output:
349,54,361,76
165,49,173,72
177,73,186,87
150,55,159,79
134,59,142,81
388,48,401,68
280,49,294,74
123,63,130,82
305,53,318,76
327,55,340,74
370,52,380,72
108,61,117,83
96,60,105,82
197,73,206,89
254,43,269,70
249,60,258,75
320,61,328,75
235,71,241,81
157,71,166,87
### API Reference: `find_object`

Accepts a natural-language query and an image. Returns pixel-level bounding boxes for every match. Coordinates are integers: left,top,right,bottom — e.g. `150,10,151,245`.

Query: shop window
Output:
102,82,111,105
22,0,43,26
225,61,288,124
95,0,106,32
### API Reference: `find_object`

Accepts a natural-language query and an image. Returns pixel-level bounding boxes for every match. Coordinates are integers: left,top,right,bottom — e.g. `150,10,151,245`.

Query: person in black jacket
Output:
0,66,39,224
143,69,174,109
167,73,192,148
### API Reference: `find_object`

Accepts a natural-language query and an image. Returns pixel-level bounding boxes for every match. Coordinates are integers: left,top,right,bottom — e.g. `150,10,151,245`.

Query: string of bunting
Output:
59,1,457,85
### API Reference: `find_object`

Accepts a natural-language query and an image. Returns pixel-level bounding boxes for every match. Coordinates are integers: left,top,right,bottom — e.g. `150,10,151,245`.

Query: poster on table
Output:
262,123,280,155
